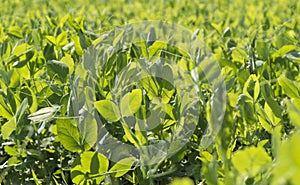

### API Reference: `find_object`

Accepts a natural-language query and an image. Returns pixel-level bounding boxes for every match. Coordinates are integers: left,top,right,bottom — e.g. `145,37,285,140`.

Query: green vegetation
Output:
1,0,300,184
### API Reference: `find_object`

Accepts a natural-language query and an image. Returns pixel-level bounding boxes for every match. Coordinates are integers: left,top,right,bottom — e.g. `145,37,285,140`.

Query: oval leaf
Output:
95,100,121,122
286,100,300,129
71,151,109,184
1,117,17,140
278,75,300,99
120,89,142,117
57,119,82,152
109,157,136,177
47,60,69,80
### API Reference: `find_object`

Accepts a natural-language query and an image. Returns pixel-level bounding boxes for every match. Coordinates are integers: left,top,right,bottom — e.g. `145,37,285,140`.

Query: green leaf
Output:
256,41,269,60
80,114,98,150
278,75,300,98
211,22,222,34
232,48,247,64
72,35,83,56
148,41,167,56
232,146,272,176
266,98,282,118
46,36,56,45
257,107,273,133
60,14,70,28
272,132,300,185
122,123,139,147
20,87,38,113
71,151,109,185
170,177,194,185
47,60,69,81
160,67,175,103
237,94,256,123
95,100,121,122
0,95,13,120
243,74,260,101
61,54,74,74
264,102,281,126
261,81,282,118
8,26,23,38
120,89,142,117
286,100,300,129
4,146,19,156
79,31,87,49
258,139,269,147
56,119,82,152
8,69,20,88
56,31,68,47
1,117,16,139
13,43,32,57
140,76,159,100
109,157,136,177
135,120,147,145
15,98,28,124
293,99,300,110
272,45,296,59
7,156,21,166
113,30,125,47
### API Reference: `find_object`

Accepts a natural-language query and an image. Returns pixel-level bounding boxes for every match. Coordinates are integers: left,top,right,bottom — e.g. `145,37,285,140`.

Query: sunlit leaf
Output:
61,54,74,75
120,89,142,117
71,151,109,184
272,45,296,59
8,26,23,38
278,75,300,99
56,31,68,47
1,117,16,140
170,177,194,185
286,99,300,129
94,100,121,122
232,146,272,176
272,132,300,185
109,157,136,177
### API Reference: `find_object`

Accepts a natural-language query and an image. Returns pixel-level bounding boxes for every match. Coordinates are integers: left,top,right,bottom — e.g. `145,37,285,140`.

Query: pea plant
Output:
1,0,300,185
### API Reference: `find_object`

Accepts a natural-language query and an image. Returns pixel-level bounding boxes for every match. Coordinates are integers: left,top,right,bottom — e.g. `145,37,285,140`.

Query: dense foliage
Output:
1,0,300,184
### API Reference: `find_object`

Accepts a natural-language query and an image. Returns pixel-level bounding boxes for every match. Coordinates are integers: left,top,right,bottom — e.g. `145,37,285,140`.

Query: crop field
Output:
1,0,300,184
